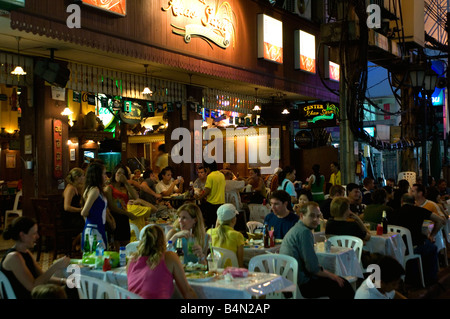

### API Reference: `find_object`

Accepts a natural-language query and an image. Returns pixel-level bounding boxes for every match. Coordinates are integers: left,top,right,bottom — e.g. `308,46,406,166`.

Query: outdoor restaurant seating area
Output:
2,165,450,302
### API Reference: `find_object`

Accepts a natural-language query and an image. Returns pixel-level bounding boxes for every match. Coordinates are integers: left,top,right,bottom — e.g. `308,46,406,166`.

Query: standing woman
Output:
104,163,139,249
304,164,325,204
81,162,115,250
166,203,210,265
1,217,71,299
62,168,86,250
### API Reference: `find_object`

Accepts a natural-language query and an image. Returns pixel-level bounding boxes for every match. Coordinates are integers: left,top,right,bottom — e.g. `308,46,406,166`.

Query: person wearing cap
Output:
206,203,245,268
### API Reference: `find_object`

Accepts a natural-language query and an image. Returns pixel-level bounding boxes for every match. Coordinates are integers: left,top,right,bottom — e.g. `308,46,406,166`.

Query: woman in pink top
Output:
127,225,197,299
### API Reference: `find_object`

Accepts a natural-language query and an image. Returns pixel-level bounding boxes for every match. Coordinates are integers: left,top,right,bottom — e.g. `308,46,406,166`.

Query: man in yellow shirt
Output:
329,162,341,186
195,161,226,228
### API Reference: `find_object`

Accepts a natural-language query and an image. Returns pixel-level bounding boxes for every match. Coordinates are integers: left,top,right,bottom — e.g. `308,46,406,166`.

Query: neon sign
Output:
162,0,236,50
299,102,340,127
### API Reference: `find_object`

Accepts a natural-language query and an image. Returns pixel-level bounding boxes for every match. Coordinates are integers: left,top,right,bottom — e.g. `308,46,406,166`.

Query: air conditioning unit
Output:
283,0,312,20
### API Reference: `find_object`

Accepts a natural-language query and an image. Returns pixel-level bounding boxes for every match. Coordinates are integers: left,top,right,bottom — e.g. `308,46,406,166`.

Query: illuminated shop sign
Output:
257,14,283,64
162,0,236,50
329,61,340,82
81,0,126,16
299,102,339,127
294,30,315,73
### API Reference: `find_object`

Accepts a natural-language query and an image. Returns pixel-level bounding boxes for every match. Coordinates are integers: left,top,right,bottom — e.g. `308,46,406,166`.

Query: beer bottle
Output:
382,211,388,234
176,238,185,264
263,224,270,248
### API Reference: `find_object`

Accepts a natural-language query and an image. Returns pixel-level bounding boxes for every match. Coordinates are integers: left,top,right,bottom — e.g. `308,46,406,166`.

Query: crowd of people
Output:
2,155,450,300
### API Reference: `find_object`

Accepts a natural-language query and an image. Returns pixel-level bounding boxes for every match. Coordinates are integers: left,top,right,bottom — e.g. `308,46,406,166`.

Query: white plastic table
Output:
364,231,407,265
314,244,364,278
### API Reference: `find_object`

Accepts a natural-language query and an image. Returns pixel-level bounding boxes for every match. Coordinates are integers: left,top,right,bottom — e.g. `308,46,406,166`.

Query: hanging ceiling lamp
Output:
142,64,153,95
281,108,290,115
252,88,261,111
11,37,26,76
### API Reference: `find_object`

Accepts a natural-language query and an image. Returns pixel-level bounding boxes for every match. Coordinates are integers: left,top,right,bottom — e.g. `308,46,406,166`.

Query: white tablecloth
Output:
422,221,446,252
315,245,364,278
74,266,294,299
363,231,407,265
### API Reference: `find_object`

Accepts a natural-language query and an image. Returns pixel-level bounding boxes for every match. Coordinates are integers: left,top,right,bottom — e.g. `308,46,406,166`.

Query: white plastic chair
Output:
248,204,271,223
248,254,298,299
125,241,139,256
327,235,363,263
247,221,264,234
77,275,115,299
0,270,16,299
4,190,22,229
388,225,425,288
130,223,140,241
212,246,239,268
225,191,243,210
112,284,143,299
397,171,416,186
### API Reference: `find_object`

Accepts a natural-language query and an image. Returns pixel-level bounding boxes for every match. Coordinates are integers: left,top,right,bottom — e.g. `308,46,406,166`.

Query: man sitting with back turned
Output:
391,194,444,286
280,202,354,299
263,190,299,239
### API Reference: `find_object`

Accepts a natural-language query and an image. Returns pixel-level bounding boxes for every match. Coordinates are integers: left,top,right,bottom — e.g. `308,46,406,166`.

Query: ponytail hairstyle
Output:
278,166,294,186
135,225,166,269
84,162,106,197
3,216,37,241
65,167,84,186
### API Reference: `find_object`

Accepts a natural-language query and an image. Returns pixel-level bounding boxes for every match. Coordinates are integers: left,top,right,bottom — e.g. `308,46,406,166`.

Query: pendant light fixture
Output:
142,64,153,95
11,37,26,76
281,108,290,115
252,88,261,112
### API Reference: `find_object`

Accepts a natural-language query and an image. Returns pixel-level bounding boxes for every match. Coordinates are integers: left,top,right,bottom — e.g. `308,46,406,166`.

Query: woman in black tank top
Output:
0,217,71,299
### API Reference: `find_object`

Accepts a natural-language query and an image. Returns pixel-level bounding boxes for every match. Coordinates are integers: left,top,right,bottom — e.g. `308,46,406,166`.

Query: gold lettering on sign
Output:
162,0,236,50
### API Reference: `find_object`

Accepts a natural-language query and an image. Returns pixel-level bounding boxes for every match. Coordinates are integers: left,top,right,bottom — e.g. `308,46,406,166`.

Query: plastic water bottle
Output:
119,246,126,267
95,239,105,269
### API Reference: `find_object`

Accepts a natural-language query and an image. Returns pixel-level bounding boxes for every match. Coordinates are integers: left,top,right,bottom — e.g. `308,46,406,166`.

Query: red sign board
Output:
82,0,126,16
53,120,63,179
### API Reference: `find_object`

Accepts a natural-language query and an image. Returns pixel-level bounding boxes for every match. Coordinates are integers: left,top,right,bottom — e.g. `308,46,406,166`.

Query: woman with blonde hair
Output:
166,203,209,264
62,167,85,227
127,225,197,299
207,203,245,267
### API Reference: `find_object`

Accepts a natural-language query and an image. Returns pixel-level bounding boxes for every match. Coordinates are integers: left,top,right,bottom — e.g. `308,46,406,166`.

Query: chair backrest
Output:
212,247,239,268
248,254,298,299
130,223,140,241
397,171,416,186
139,224,152,240
78,275,115,299
225,192,242,210
125,241,140,256
327,235,363,262
12,190,22,211
248,204,271,223
0,270,16,299
388,225,415,257
112,284,143,299
247,221,264,233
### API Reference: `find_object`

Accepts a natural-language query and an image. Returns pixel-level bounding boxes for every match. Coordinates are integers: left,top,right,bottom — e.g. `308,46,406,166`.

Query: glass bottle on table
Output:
83,233,91,257
382,210,388,234
176,238,184,264
263,224,270,248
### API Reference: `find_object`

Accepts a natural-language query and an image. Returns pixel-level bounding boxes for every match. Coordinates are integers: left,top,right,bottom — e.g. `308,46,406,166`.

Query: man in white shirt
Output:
355,256,407,299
